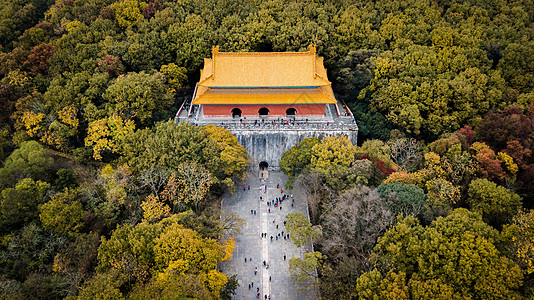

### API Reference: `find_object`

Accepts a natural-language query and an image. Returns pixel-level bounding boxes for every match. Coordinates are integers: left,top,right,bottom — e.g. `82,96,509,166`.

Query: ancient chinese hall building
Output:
177,46,358,170
191,45,337,118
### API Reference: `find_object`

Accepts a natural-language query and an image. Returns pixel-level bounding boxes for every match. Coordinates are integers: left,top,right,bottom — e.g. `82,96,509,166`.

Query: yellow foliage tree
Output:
503,210,534,275
311,136,356,170
22,111,46,137
110,0,148,29
85,115,135,160
141,194,170,223
204,124,249,180
160,63,187,93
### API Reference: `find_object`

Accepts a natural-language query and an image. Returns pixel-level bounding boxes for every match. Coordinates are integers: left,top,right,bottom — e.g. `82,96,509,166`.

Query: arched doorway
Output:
286,107,297,116
258,107,270,116
231,108,242,118
259,161,269,178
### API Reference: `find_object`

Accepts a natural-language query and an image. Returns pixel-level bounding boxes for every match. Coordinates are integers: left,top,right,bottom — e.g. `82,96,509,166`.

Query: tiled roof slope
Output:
193,86,336,104
193,45,336,104
199,45,330,87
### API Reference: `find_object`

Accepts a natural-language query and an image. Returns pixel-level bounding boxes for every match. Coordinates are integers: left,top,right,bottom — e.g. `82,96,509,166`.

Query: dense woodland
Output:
0,0,533,298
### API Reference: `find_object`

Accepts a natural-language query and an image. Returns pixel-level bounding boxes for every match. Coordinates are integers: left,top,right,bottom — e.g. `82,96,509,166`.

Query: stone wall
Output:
227,128,358,170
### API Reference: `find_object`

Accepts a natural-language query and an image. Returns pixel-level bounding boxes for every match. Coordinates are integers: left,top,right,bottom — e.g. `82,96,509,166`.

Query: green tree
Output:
0,140,54,188
360,209,523,299
121,121,220,175
44,71,109,113
220,274,239,300
289,251,321,295
76,271,125,300
39,188,85,233
285,212,321,247
280,137,319,181
377,182,427,217
0,178,50,227
128,272,214,299
103,72,173,123
467,178,522,227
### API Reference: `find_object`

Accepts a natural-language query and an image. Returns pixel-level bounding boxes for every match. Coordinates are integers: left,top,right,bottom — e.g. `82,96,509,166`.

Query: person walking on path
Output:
245,258,247,263
284,255,286,261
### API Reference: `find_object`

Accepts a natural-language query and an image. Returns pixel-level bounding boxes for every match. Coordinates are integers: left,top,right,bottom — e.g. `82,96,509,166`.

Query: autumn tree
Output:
23,42,56,75
159,63,187,93
358,209,523,299
502,209,534,276
109,0,148,29
203,124,249,182
141,194,170,223
85,116,135,160
467,178,522,227
475,108,533,151
311,135,356,170
321,186,394,267
319,186,395,299
387,137,422,172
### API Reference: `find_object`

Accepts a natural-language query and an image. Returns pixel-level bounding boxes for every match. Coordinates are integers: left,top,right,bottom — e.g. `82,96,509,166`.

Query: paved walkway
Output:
221,171,316,300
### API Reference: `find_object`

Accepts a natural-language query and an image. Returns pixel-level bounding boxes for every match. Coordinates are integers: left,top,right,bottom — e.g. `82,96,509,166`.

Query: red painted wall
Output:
203,104,326,116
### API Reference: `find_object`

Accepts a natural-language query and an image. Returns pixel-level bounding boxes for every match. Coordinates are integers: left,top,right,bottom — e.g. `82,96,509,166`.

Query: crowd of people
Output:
242,182,297,299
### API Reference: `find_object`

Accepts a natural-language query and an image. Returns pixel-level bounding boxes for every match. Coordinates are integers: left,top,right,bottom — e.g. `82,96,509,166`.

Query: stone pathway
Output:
221,171,317,300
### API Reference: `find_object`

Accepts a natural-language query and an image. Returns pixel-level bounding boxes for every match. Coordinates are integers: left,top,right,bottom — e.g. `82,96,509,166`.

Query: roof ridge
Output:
215,51,312,55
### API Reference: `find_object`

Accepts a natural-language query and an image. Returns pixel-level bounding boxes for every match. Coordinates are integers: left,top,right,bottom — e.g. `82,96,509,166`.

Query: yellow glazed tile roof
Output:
193,87,337,105
198,45,330,87
193,46,337,105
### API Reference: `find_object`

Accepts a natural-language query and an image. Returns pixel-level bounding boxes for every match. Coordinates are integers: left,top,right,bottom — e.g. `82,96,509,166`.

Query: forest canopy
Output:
0,0,534,298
